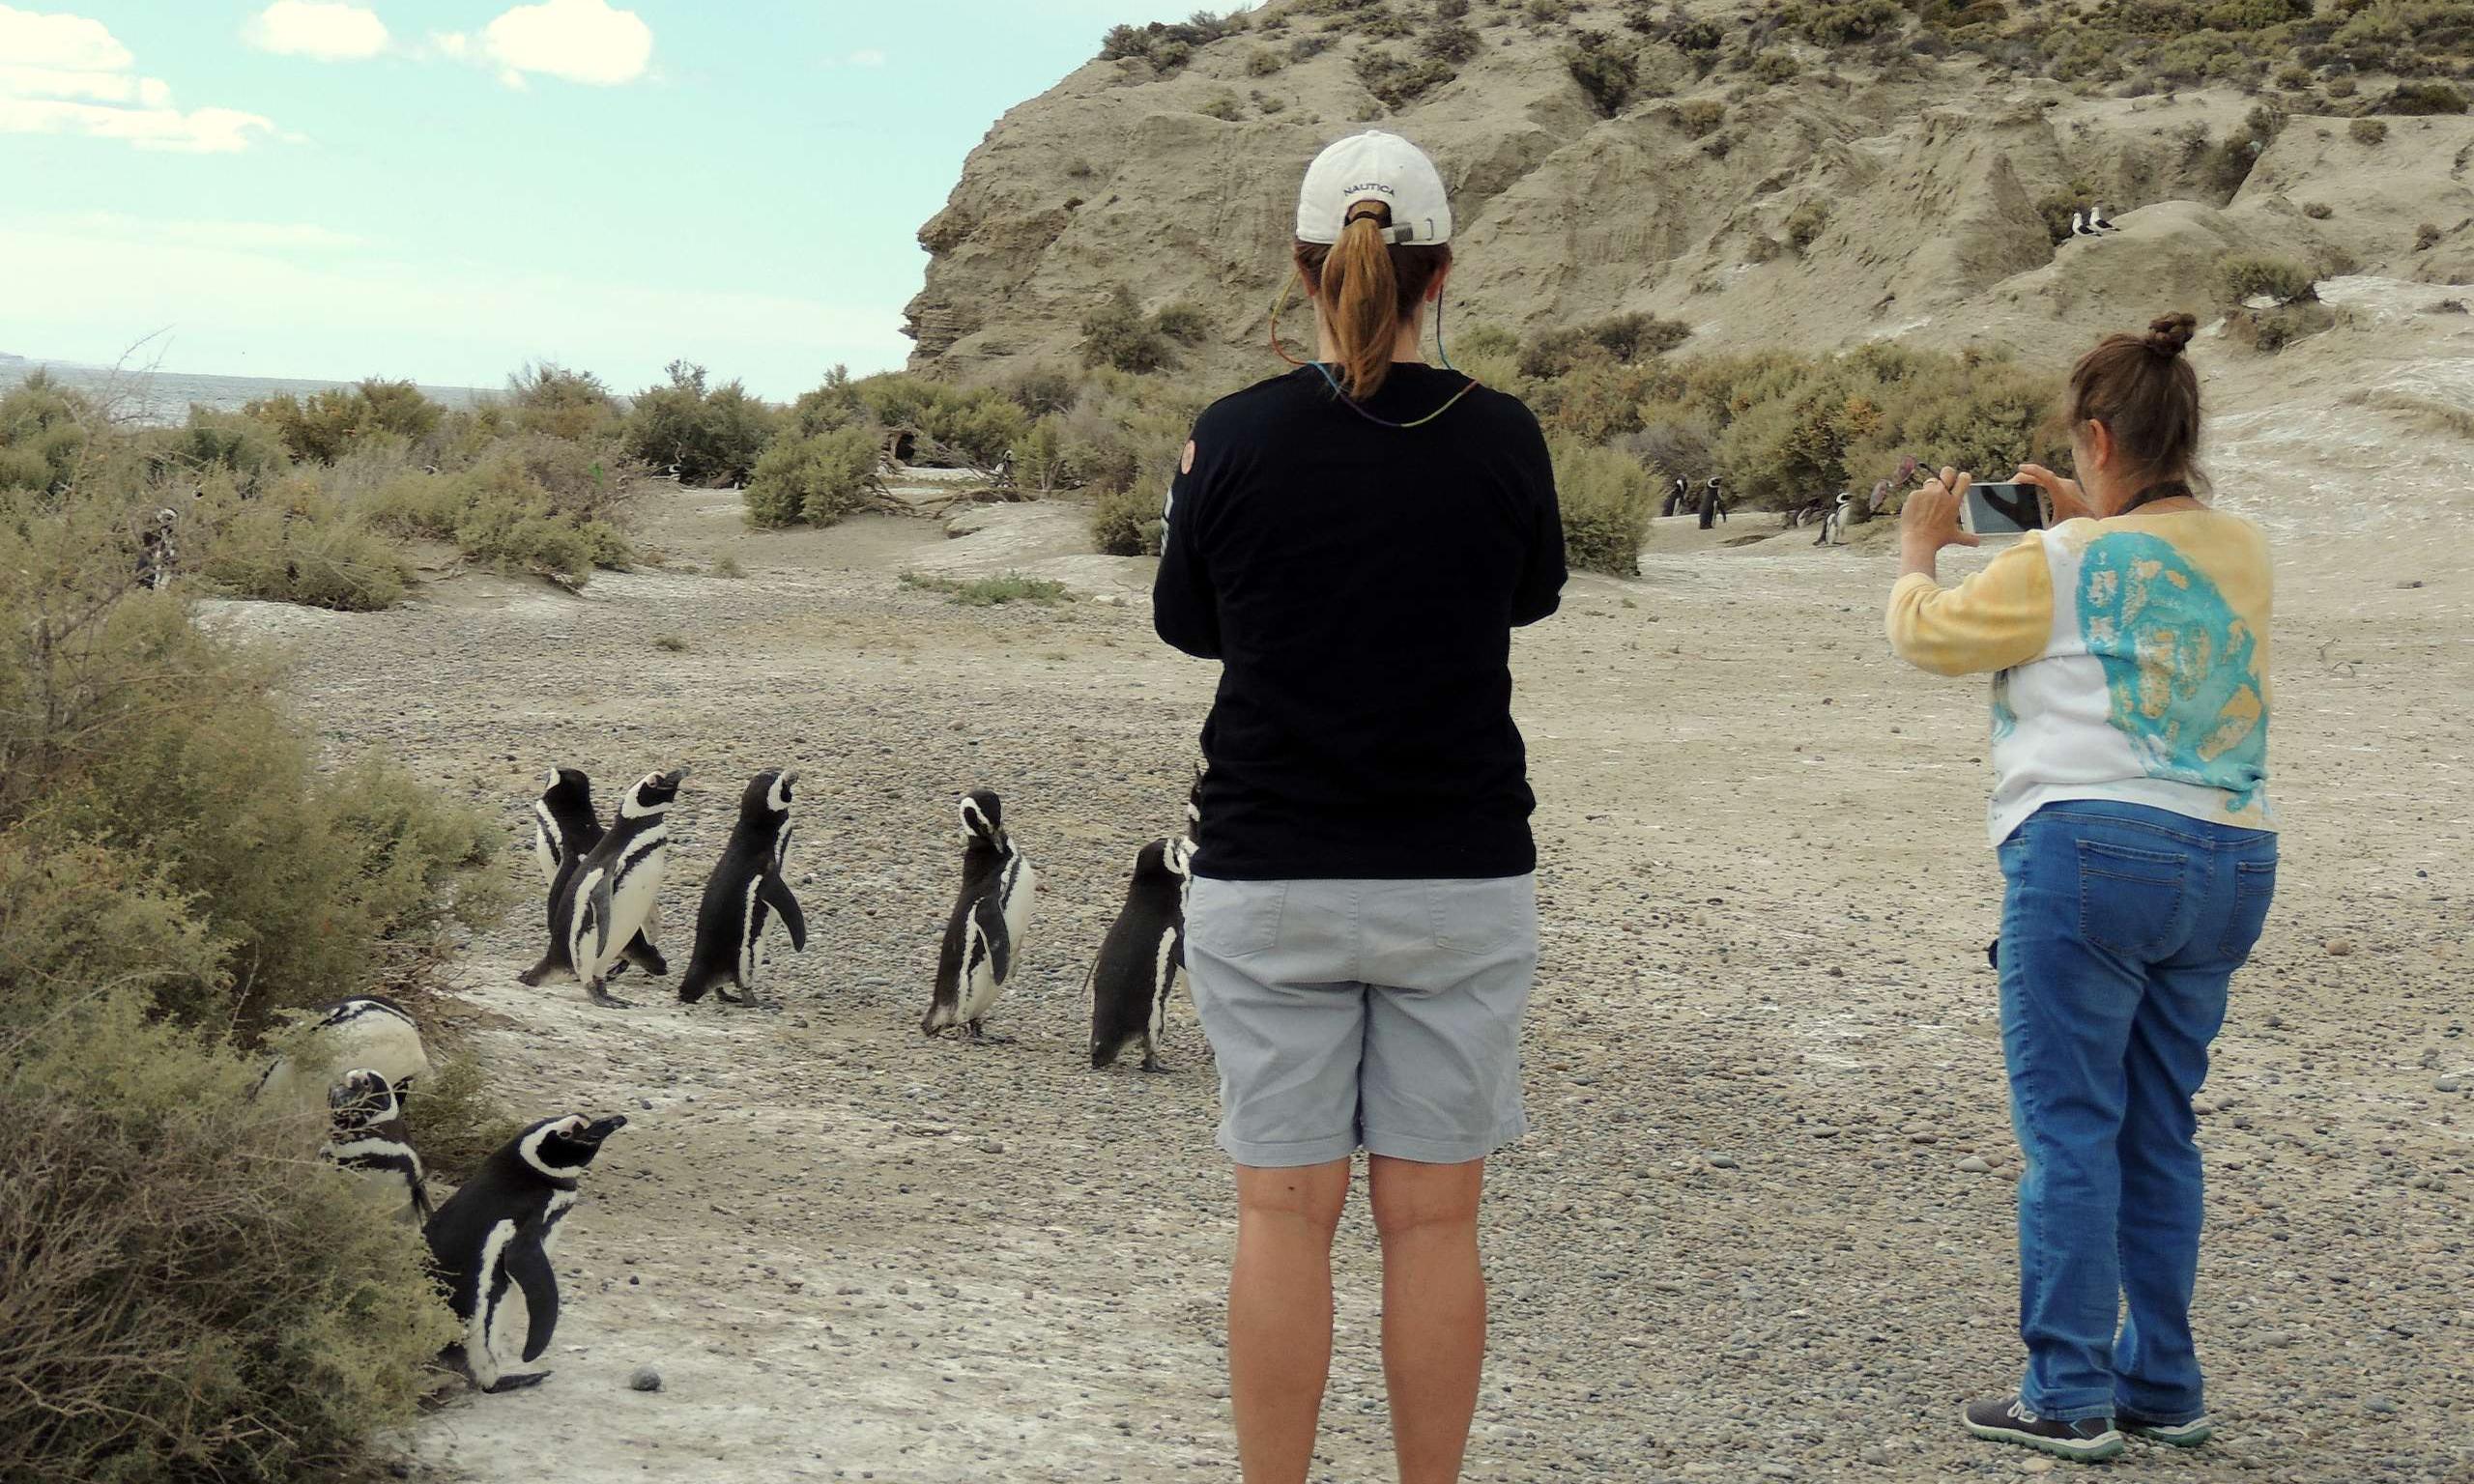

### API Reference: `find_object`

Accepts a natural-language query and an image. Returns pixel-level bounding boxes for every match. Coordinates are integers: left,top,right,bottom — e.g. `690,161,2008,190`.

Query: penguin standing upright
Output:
922,789,1038,1043
1088,837,1194,1072
254,995,431,1119
678,768,808,1007
1663,475,1687,519
423,1113,626,1392
321,1069,433,1224
522,767,667,985
136,506,178,590
1700,476,1726,529
526,768,685,1008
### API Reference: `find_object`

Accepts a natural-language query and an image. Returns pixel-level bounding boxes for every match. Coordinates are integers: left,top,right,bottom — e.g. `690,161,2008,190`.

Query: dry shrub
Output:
193,471,413,612
362,450,634,584
2216,252,2316,303
1090,480,1166,556
404,1046,525,1181
620,359,780,485
1552,440,1657,576
743,427,883,528
245,379,443,466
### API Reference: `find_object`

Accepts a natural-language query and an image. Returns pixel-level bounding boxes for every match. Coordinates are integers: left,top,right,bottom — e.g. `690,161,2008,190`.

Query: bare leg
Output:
1229,1159,1349,1484
1369,1155,1487,1484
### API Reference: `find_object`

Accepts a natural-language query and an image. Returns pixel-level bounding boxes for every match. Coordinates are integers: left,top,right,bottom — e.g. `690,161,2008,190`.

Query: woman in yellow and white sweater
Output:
1887,315,2277,1464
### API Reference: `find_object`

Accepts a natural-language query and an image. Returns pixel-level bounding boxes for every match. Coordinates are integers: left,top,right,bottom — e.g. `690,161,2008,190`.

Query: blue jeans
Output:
1996,801,2277,1424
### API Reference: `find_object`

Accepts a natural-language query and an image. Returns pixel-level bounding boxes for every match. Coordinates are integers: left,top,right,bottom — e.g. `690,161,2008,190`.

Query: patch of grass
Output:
2350,117,2387,145
2302,201,2333,219
900,570,1076,606
400,1046,523,1182
2216,252,2316,304
652,632,689,652
712,553,746,578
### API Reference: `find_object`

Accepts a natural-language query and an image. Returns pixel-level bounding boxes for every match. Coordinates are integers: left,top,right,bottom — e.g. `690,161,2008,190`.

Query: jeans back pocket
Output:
2076,839,2189,957
2218,857,2277,960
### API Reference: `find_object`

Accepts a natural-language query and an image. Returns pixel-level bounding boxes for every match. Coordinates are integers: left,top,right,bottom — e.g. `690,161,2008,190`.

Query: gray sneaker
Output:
1964,1395,2126,1463
2118,1409,2213,1447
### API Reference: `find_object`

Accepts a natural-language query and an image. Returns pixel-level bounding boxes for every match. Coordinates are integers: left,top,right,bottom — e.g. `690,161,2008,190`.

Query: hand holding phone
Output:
1959,481,2052,536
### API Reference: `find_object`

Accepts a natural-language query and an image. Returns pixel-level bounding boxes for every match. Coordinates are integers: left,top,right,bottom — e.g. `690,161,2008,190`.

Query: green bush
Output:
1793,0,1906,45
1002,364,1082,418
1784,200,1831,253
1201,90,1246,120
2350,116,2388,144
620,359,780,485
2384,80,2468,114
1082,285,1177,373
1568,30,1640,114
1090,480,1166,556
1016,415,1073,493
363,453,633,584
1551,440,1655,575
245,379,442,465
153,408,292,493
742,427,882,528
506,360,621,442
1749,49,1803,83
1519,312,1693,379
2217,252,2316,303
1674,99,1726,136
194,472,412,611
0,372,97,497
1424,16,1482,61
1356,45,1455,106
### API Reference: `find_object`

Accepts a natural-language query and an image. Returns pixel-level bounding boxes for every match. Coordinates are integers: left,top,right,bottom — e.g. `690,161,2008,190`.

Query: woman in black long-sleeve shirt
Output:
1154,129,1565,1484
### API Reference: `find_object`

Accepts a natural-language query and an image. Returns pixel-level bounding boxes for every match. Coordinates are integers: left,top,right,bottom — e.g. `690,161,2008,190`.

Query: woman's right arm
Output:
1509,405,1565,626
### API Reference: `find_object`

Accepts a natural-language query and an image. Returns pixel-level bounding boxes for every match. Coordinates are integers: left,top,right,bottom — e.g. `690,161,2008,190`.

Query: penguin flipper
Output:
585,874,615,965
970,894,1012,985
504,1230,561,1363
622,932,669,976
762,875,807,952
410,1173,436,1226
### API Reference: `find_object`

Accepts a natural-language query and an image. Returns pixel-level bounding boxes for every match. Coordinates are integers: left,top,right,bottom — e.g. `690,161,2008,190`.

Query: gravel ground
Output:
216,475,2470,1484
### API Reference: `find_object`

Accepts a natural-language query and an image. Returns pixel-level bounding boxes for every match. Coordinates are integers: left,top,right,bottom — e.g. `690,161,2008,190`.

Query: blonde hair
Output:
1292,202,1452,400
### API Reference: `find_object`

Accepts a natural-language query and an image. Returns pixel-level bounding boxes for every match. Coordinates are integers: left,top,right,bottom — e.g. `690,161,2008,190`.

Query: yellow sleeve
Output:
1884,536,2055,677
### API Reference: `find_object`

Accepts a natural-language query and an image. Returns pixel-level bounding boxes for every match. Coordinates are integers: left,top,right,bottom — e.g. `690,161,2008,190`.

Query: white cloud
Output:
246,1,389,61
477,0,652,87
0,6,278,151
0,4,129,70
40,211,366,252
846,48,886,67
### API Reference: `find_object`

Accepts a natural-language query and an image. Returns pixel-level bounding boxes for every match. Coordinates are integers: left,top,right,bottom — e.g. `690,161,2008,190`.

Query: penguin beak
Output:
581,1114,629,1143
780,768,802,787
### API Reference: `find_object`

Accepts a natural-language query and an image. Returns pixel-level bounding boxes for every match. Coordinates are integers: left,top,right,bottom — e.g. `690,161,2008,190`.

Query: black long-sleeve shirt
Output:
1154,364,1566,881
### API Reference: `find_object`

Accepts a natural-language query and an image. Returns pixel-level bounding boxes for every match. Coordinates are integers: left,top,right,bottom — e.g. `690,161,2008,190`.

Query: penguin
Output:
1816,491,1854,547
423,1112,626,1393
1663,475,1687,519
254,995,431,1120
524,768,686,1008
678,768,808,1007
922,789,1039,1043
321,1068,433,1224
136,506,178,590
1088,837,1194,1072
522,767,667,985
1699,476,1726,529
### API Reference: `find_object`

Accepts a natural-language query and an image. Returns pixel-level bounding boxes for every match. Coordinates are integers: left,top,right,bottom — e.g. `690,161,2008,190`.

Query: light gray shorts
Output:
1185,874,1539,1168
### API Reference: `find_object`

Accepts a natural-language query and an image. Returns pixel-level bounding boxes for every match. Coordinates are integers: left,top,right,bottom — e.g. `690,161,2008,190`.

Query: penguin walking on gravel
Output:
255,995,431,1119
524,767,668,985
678,768,808,1007
523,768,686,1008
922,789,1038,1043
423,1112,626,1392
1088,837,1194,1072
321,1069,433,1224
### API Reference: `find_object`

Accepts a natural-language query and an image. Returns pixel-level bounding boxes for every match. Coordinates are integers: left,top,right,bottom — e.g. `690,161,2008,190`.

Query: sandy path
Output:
216,413,2473,1484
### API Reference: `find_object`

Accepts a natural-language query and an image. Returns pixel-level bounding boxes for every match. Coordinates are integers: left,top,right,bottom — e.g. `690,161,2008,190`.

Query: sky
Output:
0,0,1228,398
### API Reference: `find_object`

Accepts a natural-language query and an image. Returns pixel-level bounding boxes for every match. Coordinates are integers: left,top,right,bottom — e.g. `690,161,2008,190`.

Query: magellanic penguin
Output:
254,995,431,1120
526,768,685,1008
522,767,667,985
1088,837,1194,1072
321,1069,433,1224
423,1112,625,1392
678,768,808,1007
923,789,1038,1043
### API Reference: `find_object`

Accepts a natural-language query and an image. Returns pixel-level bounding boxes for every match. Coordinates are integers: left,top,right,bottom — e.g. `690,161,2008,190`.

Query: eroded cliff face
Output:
906,1,2474,381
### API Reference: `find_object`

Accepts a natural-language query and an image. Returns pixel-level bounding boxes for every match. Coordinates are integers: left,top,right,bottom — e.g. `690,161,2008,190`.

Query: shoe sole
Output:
1965,1418,2127,1463
2123,1421,2213,1448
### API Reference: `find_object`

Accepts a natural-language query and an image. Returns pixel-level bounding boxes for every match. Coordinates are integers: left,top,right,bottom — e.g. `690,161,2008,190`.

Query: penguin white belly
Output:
531,816,559,887
1149,936,1179,1040
962,855,1037,1022
736,878,764,988
587,844,666,980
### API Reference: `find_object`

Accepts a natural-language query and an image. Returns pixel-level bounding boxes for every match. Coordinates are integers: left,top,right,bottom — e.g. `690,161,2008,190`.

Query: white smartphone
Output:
1960,481,2050,536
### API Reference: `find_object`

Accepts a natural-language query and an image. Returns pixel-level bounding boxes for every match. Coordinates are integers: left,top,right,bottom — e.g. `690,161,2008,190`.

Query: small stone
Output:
2021,1459,2055,1474
628,1365,663,1392
2365,1396,2397,1416
1707,1154,1740,1169
2436,1074,2462,1093
1957,1156,1993,1174
1757,1466,1796,1479
2324,940,2354,956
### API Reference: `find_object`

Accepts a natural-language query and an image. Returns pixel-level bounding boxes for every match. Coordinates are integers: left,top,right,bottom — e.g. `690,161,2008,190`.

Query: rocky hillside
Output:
905,0,2473,379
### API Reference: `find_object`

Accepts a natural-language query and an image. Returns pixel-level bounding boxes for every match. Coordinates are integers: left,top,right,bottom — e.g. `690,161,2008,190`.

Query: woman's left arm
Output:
1884,468,2054,676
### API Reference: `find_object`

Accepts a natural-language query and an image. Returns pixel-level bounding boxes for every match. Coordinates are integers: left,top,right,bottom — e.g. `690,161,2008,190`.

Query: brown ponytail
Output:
1292,202,1451,400
2063,311,2206,494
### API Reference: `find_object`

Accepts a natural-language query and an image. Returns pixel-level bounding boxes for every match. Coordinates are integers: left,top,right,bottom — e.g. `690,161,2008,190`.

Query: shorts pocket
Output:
1190,880,1286,960
1428,877,1537,958
2076,840,2186,956
2218,857,2277,959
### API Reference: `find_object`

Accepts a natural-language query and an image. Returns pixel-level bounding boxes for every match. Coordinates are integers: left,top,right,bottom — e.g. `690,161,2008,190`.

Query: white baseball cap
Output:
1295,130,1452,246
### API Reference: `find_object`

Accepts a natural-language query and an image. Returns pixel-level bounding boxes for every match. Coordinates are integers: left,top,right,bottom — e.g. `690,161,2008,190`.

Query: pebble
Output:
2366,1396,2398,1416
2325,939,2354,956
2435,1074,2462,1093
1706,1154,1740,1168
1957,1156,1992,1173
628,1365,663,1392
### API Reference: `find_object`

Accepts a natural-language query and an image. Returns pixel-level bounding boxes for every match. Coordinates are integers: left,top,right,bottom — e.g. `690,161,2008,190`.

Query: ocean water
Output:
1,356,497,427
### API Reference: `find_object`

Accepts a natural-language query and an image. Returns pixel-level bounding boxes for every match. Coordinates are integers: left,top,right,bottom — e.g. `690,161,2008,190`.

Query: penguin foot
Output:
586,983,636,1009
484,1371,552,1393
1138,1058,1174,1074
964,1022,1015,1045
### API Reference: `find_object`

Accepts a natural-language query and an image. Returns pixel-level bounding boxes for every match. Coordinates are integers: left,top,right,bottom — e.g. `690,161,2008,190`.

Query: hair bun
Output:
2145,312,2198,357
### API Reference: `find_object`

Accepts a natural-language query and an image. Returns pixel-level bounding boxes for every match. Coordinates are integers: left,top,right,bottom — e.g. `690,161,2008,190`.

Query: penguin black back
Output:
423,1112,627,1392
923,788,1039,1041
532,766,601,888
679,768,808,1005
1088,837,1193,1071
